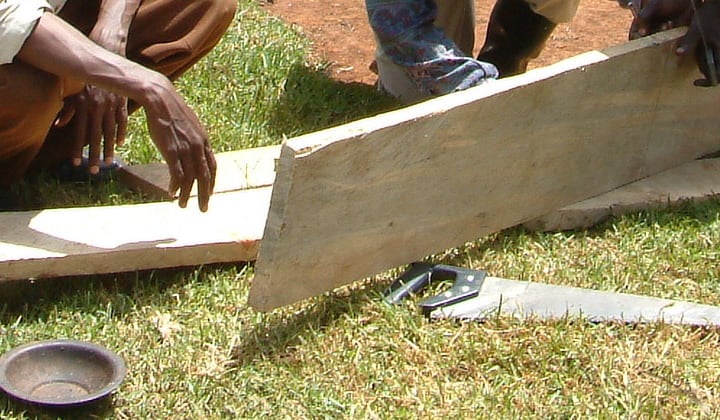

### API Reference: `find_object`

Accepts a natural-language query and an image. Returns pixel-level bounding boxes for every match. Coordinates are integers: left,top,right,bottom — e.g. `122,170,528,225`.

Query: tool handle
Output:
383,262,434,305
419,266,485,316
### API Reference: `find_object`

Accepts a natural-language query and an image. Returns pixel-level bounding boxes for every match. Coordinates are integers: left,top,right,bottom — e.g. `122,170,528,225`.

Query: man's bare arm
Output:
57,0,142,173
18,12,216,211
91,0,141,56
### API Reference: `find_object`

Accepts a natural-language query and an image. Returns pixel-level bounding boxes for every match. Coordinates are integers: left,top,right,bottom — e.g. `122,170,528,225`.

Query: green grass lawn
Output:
3,1,720,418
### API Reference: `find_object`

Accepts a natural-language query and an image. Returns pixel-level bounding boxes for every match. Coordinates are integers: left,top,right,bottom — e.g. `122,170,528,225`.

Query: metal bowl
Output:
0,340,126,407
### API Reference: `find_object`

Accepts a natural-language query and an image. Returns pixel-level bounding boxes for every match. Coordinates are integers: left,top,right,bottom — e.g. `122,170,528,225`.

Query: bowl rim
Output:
0,339,126,407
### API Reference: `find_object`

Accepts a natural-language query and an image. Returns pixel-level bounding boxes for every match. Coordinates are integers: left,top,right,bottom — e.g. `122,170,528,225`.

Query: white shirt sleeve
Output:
0,0,67,64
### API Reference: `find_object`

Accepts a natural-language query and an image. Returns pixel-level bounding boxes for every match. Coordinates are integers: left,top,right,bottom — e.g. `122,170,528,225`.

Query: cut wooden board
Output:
524,157,720,231
249,29,720,311
118,137,720,233
118,145,281,199
4,156,717,284
0,187,270,281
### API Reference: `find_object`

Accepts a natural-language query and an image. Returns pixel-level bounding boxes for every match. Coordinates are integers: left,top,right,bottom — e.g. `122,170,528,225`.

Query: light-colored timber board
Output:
3,155,720,284
0,187,270,281
122,147,720,233
524,157,720,231
118,131,720,232
118,145,281,200
249,28,720,311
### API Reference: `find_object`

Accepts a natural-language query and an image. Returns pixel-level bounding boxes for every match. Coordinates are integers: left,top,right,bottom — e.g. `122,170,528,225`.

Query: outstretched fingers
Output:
195,143,217,213
165,143,184,201
177,149,196,210
162,131,215,212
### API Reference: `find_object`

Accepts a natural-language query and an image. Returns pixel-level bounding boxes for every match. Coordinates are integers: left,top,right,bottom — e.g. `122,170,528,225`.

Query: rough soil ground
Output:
263,0,635,86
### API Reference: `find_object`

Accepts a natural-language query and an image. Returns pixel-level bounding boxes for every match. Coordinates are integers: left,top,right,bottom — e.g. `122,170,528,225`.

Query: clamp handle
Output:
383,262,434,305
418,265,485,316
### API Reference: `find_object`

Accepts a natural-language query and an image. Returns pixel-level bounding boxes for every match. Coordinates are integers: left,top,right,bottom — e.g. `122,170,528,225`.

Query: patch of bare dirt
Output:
263,0,635,85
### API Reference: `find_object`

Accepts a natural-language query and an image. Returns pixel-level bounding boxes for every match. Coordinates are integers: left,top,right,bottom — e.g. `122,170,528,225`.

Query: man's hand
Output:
144,77,217,212
629,0,697,39
630,0,719,86
18,12,217,211
55,85,128,173
56,0,138,172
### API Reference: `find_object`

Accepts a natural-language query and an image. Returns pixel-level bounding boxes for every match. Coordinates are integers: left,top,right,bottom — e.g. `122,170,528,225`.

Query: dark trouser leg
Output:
477,0,556,77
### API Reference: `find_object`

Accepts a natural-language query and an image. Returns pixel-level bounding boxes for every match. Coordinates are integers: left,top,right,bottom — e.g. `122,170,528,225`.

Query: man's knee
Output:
191,0,238,45
128,0,236,78
211,0,238,26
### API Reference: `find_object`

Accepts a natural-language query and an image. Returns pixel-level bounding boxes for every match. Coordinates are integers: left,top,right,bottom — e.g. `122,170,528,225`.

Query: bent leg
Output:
435,0,475,57
477,0,580,77
371,0,495,103
375,0,476,102
127,0,238,81
58,0,237,81
0,63,64,186
34,0,237,172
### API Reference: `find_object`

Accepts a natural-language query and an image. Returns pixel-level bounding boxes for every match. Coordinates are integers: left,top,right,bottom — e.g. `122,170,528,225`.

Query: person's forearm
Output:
17,12,171,110
17,11,215,212
91,0,141,55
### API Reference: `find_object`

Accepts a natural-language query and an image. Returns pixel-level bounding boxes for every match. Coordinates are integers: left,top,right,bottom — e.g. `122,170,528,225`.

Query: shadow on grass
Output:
231,279,389,367
11,173,146,212
0,263,246,321
0,394,116,420
267,63,400,139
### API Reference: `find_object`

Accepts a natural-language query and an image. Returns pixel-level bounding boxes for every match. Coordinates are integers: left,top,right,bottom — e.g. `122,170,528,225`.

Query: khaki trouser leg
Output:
435,0,476,56
376,0,476,103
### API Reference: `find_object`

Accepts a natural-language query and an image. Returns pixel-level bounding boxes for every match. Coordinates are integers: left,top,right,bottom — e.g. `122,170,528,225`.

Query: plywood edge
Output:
0,242,257,282
248,144,298,309
0,187,271,281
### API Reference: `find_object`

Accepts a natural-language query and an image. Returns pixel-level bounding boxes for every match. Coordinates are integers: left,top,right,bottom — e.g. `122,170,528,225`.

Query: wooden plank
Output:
524,158,720,232
118,145,281,199
0,187,270,281
249,29,720,311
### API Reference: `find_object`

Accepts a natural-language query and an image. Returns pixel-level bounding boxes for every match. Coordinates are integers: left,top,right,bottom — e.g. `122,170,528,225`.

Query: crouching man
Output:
366,0,579,103
0,0,237,211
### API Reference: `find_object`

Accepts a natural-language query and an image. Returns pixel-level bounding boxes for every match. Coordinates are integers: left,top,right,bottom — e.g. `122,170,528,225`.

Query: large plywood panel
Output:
249,29,720,311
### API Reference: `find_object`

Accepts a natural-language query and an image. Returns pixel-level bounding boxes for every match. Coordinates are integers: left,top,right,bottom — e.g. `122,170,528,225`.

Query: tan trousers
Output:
0,0,236,186
375,0,476,103
375,0,581,103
